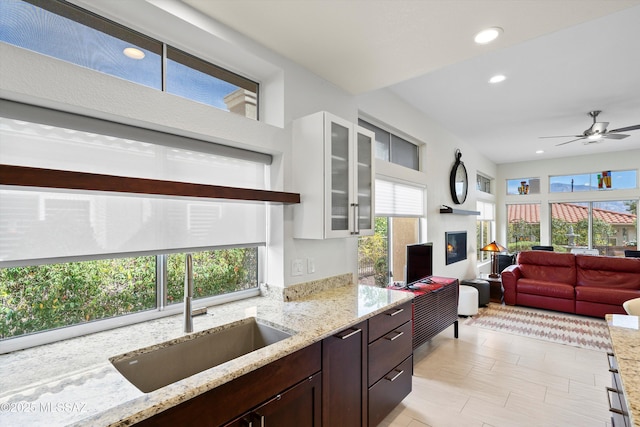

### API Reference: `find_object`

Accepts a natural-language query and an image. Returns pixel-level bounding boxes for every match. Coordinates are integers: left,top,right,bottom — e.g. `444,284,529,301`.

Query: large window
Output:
507,203,541,252
358,217,420,286
359,179,425,286
0,101,268,350
550,170,637,192
0,0,258,119
550,201,637,256
476,201,495,262
358,119,419,170
477,174,492,194
0,249,258,340
507,178,541,195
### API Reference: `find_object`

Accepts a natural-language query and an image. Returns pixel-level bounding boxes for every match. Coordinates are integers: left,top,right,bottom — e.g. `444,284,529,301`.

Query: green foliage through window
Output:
0,248,258,340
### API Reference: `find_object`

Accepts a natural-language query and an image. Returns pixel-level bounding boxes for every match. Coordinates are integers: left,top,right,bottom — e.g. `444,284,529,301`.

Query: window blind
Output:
375,179,424,217
0,101,269,266
477,201,495,220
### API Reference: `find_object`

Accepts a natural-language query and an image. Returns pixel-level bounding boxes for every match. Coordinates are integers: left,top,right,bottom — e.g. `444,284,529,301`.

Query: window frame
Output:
506,202,542,252
549,200,638,256
1,247,263,353
476,201,495,263
2,0,259,119
358,118,420,171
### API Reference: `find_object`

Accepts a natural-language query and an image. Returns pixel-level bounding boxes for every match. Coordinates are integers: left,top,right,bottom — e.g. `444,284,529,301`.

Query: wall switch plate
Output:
292,259,304,276
307,257,315,274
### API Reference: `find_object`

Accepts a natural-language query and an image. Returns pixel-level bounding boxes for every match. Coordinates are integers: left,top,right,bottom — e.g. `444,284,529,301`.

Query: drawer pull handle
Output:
385,331,404,341
387,308,404,317
609,368,619,374
607,386,622,394
605,388,627,416
385,369,404,382
336,328,361,340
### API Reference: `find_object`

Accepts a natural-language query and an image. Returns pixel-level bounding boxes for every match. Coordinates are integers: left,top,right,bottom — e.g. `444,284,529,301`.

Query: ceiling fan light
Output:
587,133,602,140
489,74,506,84
474,27,503,44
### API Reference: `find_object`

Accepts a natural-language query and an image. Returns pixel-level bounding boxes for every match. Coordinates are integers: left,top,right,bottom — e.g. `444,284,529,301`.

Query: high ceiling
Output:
184,0,640,164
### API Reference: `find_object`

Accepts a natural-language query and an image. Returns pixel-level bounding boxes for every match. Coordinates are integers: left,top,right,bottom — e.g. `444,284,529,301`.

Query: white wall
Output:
497,150,640,246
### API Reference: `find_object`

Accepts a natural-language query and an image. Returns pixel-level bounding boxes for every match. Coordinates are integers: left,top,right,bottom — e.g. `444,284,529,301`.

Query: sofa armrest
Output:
501,264,521,305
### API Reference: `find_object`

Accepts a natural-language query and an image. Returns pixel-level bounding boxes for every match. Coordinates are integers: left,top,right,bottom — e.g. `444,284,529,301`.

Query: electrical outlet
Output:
307,257,315,274
291,259,304,276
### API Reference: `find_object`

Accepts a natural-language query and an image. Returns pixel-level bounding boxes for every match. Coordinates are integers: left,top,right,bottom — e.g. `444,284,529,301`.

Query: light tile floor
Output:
379,319,612,427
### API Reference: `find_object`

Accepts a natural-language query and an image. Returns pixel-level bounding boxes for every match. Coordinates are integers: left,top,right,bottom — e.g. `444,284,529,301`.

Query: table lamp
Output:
481,241,506,278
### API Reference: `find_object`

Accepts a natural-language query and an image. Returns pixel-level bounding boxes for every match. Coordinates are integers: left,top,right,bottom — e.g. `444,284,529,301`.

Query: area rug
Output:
463,303,612,352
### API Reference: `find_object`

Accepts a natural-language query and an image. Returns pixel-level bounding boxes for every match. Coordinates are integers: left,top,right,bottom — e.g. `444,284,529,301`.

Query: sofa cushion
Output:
517,279,575,299
516,251,576,285
576,287,640,305
576,255,640,289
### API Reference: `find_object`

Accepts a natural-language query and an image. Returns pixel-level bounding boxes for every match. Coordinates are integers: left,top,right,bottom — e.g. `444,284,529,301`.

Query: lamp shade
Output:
481,241,506,252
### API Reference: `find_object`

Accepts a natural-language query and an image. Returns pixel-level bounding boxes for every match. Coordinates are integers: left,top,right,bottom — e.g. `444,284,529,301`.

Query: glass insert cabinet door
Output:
356,130,373,232
324,115,375,238
330,121,351,233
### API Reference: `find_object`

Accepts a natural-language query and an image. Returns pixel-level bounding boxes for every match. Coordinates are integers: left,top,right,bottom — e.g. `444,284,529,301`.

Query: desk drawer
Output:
368,320,412,386
368,355,412,427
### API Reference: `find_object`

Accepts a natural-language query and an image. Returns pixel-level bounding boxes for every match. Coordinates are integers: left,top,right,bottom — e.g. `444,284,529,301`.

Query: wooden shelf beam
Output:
0,164,300,204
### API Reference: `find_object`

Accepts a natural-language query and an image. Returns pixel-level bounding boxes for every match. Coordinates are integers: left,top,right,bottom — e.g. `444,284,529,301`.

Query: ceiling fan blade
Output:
539,135,582,139
608,124,640,133
556,137,586,146
602,133,629,140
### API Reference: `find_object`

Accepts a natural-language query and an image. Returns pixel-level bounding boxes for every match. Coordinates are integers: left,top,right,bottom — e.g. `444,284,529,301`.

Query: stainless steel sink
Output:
110,318,292,393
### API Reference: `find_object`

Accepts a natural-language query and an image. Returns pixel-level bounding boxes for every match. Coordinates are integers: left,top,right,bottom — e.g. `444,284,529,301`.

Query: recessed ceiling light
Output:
489,74,506,84
536,150,544,154
123,47,145,60
474,27,503,44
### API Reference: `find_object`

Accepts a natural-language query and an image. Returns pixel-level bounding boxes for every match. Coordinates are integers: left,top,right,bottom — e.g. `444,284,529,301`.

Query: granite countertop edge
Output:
1,284,413,427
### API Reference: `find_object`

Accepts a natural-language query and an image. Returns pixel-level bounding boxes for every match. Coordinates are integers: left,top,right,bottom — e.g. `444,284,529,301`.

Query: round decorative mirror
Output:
449,149,468,204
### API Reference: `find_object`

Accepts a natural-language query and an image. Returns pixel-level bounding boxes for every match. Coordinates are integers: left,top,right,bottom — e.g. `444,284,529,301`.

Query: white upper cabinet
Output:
293,111,375,239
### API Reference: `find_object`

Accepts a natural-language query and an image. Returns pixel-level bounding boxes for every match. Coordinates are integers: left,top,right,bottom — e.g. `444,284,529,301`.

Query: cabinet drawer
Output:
368,302,412,343
368,355,412,427
368,320,412,386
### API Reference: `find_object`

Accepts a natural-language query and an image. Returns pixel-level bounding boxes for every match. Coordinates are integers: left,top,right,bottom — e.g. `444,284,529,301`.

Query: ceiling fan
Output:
539,110,640,146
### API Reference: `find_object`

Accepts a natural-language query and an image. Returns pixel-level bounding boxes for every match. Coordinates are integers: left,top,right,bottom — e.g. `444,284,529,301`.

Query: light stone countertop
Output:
0,282,413,426
606,314,640,427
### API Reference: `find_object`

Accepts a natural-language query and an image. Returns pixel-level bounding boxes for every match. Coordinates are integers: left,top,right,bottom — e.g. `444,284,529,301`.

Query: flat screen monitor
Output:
406,242,433,284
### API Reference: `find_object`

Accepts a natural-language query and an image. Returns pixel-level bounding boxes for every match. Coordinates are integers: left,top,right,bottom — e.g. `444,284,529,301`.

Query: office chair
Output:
531,245,554,251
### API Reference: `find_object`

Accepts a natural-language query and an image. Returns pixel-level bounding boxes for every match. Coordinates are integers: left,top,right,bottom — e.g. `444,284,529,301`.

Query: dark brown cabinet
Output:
224,372,321,427
412,277,459,349
367,301,413,427
135,342,321,427
322,321,368,427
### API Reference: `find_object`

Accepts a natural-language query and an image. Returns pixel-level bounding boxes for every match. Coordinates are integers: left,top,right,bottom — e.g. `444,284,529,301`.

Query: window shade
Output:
375,179,424,217
0,101,269,266
477,201,495,220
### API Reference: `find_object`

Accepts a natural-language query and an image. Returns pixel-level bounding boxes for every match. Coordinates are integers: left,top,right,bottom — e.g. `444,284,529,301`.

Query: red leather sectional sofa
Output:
502,250,640,318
